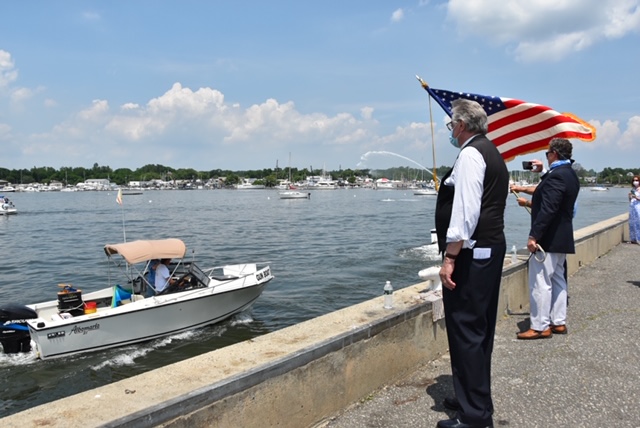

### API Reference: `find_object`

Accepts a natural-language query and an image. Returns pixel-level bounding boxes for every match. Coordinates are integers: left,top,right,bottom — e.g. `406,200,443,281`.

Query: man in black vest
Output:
435,99,509,428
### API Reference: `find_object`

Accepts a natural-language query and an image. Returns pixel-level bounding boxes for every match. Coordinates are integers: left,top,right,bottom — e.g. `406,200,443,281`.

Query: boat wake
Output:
0,347,38,366
413,244,442,262
380,198,419,203
402,243,441,262
90,330,201,370
91,346,155,370
88,313,256,370
230,312,254,326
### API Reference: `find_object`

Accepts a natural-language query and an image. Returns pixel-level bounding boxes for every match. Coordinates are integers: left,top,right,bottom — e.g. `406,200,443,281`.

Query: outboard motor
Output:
0,304,37,354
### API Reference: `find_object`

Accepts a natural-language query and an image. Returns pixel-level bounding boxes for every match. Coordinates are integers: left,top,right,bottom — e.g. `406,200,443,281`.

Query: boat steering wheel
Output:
175,273,193,288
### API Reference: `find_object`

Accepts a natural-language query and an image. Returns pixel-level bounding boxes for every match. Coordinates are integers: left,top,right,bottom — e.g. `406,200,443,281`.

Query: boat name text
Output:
69,323,100,335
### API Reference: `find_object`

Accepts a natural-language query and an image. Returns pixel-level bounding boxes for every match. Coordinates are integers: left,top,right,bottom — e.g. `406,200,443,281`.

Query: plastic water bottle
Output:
383,281,393,309
511,245,517,264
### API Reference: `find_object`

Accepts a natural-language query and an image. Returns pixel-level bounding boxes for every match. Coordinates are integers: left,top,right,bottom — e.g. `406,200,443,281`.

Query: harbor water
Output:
0,187,630,417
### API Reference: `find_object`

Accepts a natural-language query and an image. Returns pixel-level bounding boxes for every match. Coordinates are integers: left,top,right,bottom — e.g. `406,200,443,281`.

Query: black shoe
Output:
443,396,460,411
436,418,493,428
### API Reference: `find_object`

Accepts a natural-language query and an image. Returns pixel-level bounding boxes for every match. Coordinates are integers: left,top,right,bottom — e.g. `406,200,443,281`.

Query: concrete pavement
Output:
317,242,640,428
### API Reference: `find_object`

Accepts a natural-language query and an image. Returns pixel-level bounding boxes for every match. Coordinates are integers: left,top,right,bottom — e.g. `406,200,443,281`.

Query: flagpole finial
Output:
415,75,428,89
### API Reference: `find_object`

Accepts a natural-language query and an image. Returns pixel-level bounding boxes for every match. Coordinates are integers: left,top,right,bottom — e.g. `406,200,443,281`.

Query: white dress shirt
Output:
443,135,485,249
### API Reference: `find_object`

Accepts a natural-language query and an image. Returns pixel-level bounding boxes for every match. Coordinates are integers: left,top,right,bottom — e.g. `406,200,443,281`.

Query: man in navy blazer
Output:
518,138,580,339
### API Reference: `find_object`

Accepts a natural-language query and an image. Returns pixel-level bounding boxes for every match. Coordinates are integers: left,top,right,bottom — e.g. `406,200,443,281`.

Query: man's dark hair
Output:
549,138,573,160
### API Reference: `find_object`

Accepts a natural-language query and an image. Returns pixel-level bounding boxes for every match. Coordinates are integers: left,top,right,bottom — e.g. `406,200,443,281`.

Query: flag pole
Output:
416,75,440,191
116,188,126,242
510,189,531,214
121,205,126,242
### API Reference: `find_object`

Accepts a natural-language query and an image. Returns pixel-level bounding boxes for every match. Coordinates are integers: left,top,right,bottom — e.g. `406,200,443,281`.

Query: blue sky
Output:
1,1,639,174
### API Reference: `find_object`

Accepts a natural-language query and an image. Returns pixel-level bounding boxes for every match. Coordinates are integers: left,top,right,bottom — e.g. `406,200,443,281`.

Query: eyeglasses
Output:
545,150,554,156
446,121,457,131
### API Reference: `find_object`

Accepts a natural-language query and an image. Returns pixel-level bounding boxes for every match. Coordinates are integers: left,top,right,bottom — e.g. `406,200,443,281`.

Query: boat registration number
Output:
256,268,270,280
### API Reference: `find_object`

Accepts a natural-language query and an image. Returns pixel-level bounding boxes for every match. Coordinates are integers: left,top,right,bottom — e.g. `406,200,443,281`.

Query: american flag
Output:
116,188,123,205
422,84,596,161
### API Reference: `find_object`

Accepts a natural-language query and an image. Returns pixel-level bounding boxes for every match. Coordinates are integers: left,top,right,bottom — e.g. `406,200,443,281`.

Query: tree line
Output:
0,163,372,186
0,163,636,187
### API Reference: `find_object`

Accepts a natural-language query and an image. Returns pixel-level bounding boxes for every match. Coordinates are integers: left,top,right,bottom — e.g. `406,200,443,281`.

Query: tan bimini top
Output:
104,239,187,264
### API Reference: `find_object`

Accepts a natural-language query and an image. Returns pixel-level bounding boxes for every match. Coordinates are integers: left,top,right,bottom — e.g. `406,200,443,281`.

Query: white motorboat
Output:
0,196,17,215
413,187,437,196
312,178,338,190
236,179,265,190
374,178,396,190
0,238,273,360
279,191,310,200
590,186,608,191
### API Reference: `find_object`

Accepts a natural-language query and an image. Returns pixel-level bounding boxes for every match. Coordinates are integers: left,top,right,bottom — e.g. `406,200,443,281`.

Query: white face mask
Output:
448,122,461,148
634,181,639,187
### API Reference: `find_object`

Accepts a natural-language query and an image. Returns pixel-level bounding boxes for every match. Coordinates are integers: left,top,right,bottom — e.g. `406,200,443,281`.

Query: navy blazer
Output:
529,163,580,254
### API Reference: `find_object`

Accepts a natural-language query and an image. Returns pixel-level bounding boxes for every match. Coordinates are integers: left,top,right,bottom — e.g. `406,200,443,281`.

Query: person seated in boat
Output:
154,258,177,295
143,259,160,297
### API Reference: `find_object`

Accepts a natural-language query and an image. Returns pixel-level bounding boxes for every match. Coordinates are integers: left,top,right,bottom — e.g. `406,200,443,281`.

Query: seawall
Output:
1,213,629,428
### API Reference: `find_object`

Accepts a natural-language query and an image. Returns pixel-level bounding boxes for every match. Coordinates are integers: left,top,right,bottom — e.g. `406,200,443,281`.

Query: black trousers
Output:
442,243,505,426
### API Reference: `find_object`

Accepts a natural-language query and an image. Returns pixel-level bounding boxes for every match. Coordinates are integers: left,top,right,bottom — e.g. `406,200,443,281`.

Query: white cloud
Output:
15,82,382,168
0,50,18,89
585,119,620,149
82,11,101,21
618,115,640,148
0,123,11,140
11,87,34,103
581,116,640,152
391,8,404,23
361,106,374,120
146,82,226,116
447,0,640,62
8,77,635,172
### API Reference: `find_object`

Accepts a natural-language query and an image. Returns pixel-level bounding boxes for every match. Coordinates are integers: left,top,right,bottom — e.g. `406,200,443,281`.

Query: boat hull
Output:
413,189,437,196
279,191,310,199
22,265,272,360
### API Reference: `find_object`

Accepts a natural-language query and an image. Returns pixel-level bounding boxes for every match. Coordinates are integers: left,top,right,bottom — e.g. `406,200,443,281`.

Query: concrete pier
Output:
0,214,632,428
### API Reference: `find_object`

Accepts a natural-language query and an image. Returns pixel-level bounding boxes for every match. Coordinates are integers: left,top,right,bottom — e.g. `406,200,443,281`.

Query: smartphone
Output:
522,161,533,170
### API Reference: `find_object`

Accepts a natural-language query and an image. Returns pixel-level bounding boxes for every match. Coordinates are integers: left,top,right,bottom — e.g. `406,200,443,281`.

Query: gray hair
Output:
451,99,488,134
549,138,573,160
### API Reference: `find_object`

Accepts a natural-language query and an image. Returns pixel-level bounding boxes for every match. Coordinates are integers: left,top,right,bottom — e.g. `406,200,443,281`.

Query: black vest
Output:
435,136,509,254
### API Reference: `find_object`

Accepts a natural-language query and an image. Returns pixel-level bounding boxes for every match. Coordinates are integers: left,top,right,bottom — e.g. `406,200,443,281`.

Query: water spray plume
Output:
357,151,429,171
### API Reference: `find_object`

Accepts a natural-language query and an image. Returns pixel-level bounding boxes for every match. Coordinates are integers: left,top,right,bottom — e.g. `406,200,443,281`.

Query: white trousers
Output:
528,252,568,331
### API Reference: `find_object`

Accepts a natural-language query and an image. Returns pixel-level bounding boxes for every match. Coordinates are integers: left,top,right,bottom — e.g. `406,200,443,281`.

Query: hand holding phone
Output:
522,161,533,170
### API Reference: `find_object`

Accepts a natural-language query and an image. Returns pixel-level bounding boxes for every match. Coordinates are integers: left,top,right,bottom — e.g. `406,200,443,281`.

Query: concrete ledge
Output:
1,213,629,428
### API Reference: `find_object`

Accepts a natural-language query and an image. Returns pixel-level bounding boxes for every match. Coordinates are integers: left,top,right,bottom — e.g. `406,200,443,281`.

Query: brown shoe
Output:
550,324,567,334
517,328,552,340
